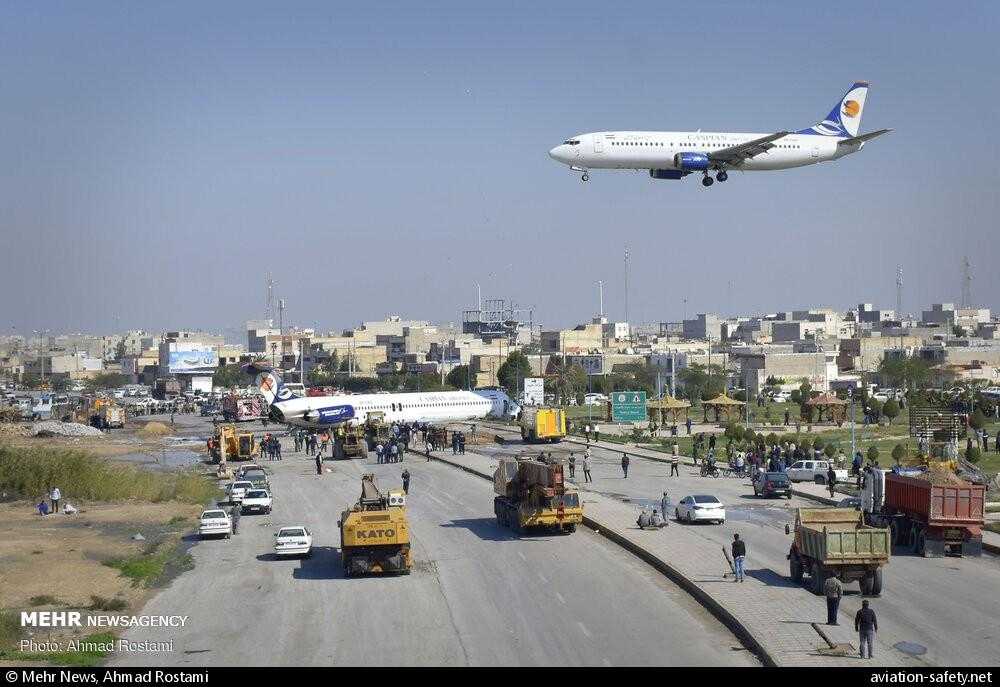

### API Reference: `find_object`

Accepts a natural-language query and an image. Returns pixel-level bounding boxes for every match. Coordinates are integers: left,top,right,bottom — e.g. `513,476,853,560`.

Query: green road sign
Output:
611,391,647,423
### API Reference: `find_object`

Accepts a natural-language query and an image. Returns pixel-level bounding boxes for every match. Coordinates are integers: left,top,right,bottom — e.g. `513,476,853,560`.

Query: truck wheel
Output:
810,562,825,595
871,568,883,595
860,573,874,596
789,554,803,583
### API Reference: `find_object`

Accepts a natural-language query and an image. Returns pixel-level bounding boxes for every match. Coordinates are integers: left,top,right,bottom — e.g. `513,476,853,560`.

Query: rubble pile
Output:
31,421,105,438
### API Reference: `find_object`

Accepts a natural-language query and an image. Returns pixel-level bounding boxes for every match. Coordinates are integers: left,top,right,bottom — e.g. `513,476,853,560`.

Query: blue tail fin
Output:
798,82,869,137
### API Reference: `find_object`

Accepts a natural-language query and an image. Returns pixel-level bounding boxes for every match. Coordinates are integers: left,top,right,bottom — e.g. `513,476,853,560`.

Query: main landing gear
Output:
702,170,728,187
581,172,589,182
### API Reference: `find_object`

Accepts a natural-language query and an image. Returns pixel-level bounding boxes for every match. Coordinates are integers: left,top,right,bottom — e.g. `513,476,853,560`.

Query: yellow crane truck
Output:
494,457,583,534
519,407,567,443
338,474,411,576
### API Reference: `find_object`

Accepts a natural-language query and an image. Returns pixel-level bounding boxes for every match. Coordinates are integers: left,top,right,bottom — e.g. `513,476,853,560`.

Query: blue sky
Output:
2,1,997,337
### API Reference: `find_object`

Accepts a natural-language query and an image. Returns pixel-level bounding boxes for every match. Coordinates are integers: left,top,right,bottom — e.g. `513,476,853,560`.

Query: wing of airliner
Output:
709,131,792,166
837,128,892,147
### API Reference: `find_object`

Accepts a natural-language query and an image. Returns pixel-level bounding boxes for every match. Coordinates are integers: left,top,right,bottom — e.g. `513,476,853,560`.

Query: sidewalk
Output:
425,444,909,667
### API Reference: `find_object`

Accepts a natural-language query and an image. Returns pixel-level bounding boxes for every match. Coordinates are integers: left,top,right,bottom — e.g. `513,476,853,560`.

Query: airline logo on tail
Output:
256,371,294,405
798,81,869,138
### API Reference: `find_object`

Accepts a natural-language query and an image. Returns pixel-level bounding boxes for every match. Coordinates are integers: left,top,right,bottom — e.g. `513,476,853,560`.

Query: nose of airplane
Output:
549,144,572,164
548,145,563,161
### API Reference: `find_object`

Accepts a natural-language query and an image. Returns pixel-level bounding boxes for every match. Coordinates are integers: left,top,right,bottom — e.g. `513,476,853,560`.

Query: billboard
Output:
523,377,545,406
167,348,218,374
568,355,604,375
611,391,647,423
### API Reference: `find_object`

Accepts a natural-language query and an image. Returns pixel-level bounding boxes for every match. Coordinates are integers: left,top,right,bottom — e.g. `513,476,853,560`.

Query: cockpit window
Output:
563,139,580,145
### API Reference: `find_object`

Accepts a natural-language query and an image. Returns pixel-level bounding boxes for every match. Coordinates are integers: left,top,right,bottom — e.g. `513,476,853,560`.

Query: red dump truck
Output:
862,469,985,557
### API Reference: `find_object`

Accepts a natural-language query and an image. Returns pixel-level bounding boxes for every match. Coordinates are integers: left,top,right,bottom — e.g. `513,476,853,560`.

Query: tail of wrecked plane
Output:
243,363,294,406
798,81,869,138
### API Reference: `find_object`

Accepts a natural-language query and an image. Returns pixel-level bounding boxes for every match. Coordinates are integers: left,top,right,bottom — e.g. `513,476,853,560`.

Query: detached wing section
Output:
709,131,792,166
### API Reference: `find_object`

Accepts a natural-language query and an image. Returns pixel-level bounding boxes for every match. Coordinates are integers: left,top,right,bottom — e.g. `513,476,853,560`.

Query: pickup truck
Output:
786,459,849,484
240,489,272,514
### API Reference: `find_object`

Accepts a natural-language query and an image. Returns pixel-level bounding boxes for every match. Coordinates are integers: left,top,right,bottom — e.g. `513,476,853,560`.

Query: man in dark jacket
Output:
824,574,842,625
731,533,746,582
855,600,878,659
826,465,837,498
621,453,630,478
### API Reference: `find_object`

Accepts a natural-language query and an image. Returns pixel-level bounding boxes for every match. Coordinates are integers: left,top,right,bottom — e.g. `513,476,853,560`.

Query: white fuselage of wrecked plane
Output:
269,389,517,429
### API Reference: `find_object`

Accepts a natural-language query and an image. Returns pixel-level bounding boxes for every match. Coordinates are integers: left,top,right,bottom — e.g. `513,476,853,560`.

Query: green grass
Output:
88,595,128,612
0,609,24,653
104,538,193,588
0,443,216,504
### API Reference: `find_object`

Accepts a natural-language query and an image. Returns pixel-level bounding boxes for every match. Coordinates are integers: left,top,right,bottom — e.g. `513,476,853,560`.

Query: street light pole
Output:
849,388,856,459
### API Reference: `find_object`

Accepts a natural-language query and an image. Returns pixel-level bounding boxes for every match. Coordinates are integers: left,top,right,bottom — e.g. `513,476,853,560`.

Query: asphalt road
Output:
476,432,1000,666
113,441,759,667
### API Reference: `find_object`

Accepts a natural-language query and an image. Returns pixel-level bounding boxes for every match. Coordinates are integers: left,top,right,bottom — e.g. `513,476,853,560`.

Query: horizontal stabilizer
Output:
838,128,892,146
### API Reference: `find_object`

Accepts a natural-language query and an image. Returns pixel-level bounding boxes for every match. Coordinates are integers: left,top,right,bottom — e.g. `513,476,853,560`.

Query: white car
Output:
199,509,232,539
786,460,849,484
771,391,792,403
674,495,726,524
273,526,313,558
226,481,254,504
584,393,608,406
241,489,272,514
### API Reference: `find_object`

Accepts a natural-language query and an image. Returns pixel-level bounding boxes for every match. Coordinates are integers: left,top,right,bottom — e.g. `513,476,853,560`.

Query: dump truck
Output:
222,394,264,422
364,411,392,451
333,424,369,460
96,403,126,429
862,468,984,557
493,457,583,533
788,508,889,596
338,474,411,576
216,424,257,462
519,407,567,443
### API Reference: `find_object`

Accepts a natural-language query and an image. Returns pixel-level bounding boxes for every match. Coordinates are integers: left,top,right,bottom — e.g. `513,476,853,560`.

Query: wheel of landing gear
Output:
581,173,589,182
702,176,714,187
717,170,728,182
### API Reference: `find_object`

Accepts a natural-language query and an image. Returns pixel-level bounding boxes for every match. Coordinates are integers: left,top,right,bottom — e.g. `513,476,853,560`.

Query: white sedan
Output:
199,509,232,539
240,489,272,514
674,495,726,525
226,481,254,504
273,526,313,558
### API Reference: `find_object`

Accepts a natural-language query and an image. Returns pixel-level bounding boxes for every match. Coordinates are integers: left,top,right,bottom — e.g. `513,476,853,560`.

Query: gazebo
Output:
702,394,744,424
804,393,849,424
647,396,692,428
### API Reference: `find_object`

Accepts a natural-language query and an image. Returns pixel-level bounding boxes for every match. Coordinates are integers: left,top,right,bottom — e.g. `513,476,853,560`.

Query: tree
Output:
114,339,127,361
891,443,907,464
952,325,967,337
866,445,880,463
965,446,982,463
824,442,837,459
867,398,883,420
213,364,248,389
545,357,587,405
445,364,471,390
497,351,532,395
677,363,725,404
969,408,987,433
86,372,129,391
882,399,900,423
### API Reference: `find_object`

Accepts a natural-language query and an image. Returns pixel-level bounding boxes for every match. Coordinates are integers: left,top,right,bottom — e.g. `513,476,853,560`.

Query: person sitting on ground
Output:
37,500,49,516
636,508,652,529
650,509,665,528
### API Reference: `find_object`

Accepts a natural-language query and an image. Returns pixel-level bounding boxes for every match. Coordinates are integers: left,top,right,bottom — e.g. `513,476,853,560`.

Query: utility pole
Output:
895,266,903,319
300,337,307,385
623,247,630,328
278,299,285,334
597,280,604,319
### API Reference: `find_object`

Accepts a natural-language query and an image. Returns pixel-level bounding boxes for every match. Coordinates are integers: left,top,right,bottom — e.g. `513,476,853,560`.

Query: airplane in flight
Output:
245,363,519,430
548,82,891,187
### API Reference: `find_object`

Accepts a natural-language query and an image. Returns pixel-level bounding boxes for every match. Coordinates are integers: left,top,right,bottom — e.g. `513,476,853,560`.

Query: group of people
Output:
261,433,283,461
293,430,321,455
36,485,62,516
375,439,405,463
451,431,467,455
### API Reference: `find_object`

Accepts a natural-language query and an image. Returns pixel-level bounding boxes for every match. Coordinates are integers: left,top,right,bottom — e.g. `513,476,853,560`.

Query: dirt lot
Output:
0,500,203,611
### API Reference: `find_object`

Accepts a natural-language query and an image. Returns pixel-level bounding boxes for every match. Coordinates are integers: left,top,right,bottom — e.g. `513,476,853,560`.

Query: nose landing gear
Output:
581,172,589,182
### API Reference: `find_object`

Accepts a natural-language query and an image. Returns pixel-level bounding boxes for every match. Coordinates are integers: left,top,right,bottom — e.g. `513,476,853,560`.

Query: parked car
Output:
753,471,792,499
771,390,792,403
226,481,254,504
674,494,726,524
273,526,312,558
584,393,608,406
786,460,849,484
240,489,272,515
199,509,232,539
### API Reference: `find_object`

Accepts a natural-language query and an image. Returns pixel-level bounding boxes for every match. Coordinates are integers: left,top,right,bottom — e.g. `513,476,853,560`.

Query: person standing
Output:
376,442,384,464
731,533,746,582
582,449,592,483
274,437,282,461
401,468,410,495
827,464,837,499
568,453,576,479
996,428,1000,453
824,574,843,625
685,416,692,435
660,491,670,523
50,486,61,515
621,452,630,479
855,600,878,659
670,448,680,477
390,442,399,463
315,452,323,476
231,504,241,535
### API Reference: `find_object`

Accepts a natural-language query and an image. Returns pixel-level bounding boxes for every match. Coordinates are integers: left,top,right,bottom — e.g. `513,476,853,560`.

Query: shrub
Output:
866,446,880,463
824,443,838,459
965,446,982,463
766,432,778,446
891,443,906,463
883,400,900,423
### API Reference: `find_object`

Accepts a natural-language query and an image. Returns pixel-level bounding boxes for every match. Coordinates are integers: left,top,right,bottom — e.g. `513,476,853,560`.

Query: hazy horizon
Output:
3,1,998,339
